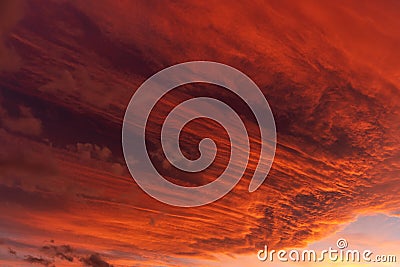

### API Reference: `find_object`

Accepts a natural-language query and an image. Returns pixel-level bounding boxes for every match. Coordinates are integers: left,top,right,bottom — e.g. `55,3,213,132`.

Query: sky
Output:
0,0,399,266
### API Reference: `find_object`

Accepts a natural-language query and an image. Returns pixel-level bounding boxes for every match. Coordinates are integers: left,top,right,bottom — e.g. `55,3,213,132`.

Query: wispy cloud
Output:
0,0,399,266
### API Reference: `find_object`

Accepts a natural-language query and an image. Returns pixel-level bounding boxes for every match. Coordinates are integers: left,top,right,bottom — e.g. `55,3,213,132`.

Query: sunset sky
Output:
0,0,399,266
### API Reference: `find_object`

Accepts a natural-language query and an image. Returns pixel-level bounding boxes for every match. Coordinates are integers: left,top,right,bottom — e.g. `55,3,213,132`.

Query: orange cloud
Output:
0,0,399,266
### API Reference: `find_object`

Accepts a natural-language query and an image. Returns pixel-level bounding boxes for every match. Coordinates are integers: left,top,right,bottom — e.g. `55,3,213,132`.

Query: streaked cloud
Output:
0,0,399,266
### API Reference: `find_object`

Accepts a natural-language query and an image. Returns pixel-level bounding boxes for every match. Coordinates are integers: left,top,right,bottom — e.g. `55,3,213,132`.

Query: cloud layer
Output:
0,0,399,266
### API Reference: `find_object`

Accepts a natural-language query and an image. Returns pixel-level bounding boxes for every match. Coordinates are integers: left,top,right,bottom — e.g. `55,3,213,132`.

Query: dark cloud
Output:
66,142,125,175
0,0,24,72
41,244,74,262
80,254,113,267
0,184,66,211
0,104,42,136
8,247,17,255
68,142,112,161
4,240,117,267
38,67,120,110
24,255,54,266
